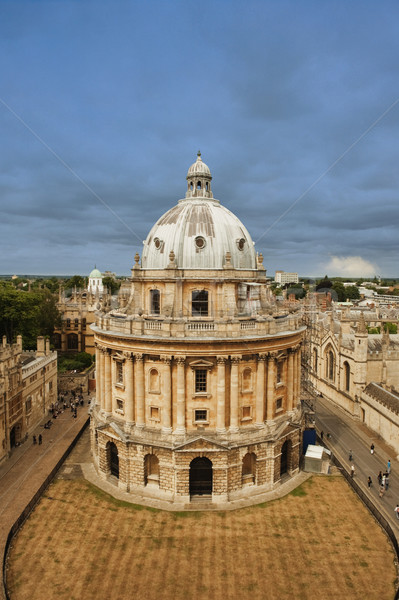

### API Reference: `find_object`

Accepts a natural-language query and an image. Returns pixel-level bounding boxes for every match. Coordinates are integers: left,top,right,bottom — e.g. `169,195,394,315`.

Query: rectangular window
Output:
195,369,207,393
82,318,86,330
192,290,208,317
276,397,283,411
74,318,79,330
25,397,32,414
195,409,207,422
150,406,159,420
276,361,283,384
116,361,123,384
66,318,71,329
150,289,161,315
116,399,124,412
242,406,251,419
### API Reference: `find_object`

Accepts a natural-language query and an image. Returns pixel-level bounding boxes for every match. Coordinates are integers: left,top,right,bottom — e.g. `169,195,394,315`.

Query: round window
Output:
195,236,206,249
237,238,246,251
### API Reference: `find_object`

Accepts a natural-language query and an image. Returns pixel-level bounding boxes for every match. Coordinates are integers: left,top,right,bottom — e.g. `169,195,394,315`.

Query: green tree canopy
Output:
102,276,121,295
316,276,333,291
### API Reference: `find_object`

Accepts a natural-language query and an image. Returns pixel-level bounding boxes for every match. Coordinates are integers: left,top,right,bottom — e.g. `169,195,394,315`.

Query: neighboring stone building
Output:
0,336,57,464
53,268,111,356
90,153,305,505
305,302,399,451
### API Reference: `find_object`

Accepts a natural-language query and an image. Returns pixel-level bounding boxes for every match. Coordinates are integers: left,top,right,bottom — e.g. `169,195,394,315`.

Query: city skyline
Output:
1,1,399,277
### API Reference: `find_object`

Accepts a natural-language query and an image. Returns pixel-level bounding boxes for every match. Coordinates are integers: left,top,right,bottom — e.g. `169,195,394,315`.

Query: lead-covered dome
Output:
141,154,256,270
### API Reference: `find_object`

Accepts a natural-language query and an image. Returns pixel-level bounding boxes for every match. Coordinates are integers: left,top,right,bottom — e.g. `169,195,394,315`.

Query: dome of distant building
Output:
89,267,102,278
142,152,256,270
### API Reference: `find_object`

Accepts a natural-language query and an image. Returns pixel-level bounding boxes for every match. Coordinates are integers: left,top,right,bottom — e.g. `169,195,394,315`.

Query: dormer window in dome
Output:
237,238,246,251
195,236,206,250
154,238,163,251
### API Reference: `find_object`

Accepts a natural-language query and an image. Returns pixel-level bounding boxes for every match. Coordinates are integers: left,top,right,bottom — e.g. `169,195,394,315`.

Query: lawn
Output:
6,475,397,600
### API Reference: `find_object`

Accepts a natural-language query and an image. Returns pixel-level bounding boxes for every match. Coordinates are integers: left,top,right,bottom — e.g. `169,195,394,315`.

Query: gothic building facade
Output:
90,154,305,504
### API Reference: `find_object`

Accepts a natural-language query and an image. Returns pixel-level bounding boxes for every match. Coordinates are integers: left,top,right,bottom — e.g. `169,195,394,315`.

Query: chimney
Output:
17,335,23,350
45,338,50,355
36,336,45,357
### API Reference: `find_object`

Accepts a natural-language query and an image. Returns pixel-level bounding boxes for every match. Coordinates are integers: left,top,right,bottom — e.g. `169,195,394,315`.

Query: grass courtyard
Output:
6,475,397,600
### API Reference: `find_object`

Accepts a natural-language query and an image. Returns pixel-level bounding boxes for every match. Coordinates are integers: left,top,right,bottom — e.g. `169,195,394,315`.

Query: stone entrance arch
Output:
10,422,22,448
280,440,292,476
108,442,119,478
189,457,212,496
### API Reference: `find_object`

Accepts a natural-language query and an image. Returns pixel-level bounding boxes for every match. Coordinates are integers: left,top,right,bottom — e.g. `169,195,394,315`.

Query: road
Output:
314,395,399,532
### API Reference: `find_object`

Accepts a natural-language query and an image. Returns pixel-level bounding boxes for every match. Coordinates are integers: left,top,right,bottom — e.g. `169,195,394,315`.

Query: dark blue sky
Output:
1,1,399,278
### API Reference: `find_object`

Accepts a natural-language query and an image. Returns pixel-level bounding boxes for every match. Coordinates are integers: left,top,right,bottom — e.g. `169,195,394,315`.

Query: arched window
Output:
242,452,256,485
242,368,252,392
150,289,160,315
149,368,160,393
144,454,160,486
197,180,201,190
67,333,78,350
343,361,350,392
325,346,335,381
189,457,212,496
52,333,61,349
192,290,209,316
313,348,318,372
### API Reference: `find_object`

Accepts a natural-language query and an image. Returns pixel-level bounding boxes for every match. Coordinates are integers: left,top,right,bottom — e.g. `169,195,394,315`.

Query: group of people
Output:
375,460,392,498
32,388,89,446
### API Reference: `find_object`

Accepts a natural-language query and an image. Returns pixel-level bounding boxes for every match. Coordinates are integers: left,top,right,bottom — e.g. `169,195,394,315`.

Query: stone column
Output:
124,353,134,424
216,356,227,433
95,345,102,408
229,356,240,432
266,352,277,421
256,354,266,426
175,356,186,434
104,349,112,414
296,345,302,405
161,356,172,433
135,354,145,428
287,350,294,411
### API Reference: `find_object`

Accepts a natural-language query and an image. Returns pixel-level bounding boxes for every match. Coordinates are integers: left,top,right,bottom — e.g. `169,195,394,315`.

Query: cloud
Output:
322,256,379,278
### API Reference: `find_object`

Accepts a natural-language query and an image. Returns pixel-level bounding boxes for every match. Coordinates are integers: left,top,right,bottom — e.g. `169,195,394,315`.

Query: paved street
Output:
314,395,399,533
0,402,89,599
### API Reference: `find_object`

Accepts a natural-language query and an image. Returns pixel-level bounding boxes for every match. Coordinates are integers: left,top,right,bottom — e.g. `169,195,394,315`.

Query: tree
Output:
103,276,121,295
0,283,61,348
286,286,306,299
316,276,333,291
345,286,360,300
65,275,85,290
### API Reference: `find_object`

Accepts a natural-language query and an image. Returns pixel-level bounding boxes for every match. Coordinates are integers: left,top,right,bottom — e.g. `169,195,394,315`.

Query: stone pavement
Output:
0,403,89,600
315,395,399,535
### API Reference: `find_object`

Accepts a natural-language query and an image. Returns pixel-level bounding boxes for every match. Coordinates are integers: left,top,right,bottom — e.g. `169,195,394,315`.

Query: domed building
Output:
90,153,305,505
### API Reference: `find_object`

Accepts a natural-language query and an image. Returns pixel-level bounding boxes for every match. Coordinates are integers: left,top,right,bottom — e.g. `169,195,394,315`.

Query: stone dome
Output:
141,154,256,270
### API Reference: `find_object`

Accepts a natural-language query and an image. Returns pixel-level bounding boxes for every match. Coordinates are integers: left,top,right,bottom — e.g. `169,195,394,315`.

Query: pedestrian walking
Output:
378,471,382,486
395,505,399,520
387,460,391,474
370,444,375,455
320,430,324,441
385,473,390,490
367,476,372,488
379,485,385,498
349,449,353,462
382,474,386,488
38,434,42,445
33,435,37,445
351,465,355,478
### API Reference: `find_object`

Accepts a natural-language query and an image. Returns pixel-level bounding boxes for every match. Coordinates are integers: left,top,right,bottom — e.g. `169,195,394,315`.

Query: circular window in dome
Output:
195,236,206,250
237,238,246,251
154,238,162,250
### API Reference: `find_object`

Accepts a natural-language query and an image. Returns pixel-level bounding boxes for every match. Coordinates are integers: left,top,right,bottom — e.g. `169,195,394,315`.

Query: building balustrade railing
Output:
97,313,303,338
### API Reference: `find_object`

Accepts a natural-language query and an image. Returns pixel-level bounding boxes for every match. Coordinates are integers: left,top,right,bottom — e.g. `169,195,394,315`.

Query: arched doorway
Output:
242,452,256,485
280,440,290,476
108,442,119,478
189,457,212,496
10,422,21,448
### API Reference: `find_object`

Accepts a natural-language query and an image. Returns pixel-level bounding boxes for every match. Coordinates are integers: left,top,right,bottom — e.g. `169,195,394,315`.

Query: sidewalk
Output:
0,404,89,600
